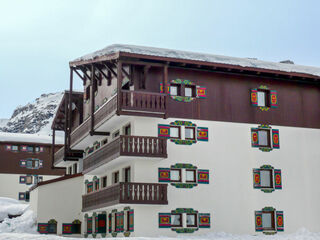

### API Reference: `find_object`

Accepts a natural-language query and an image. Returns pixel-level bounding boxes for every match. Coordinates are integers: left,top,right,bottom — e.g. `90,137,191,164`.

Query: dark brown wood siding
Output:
163,67,320,128
0,143,65,175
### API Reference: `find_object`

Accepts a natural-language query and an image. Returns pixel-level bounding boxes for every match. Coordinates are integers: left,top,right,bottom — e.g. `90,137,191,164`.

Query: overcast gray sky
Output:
1,0,320,118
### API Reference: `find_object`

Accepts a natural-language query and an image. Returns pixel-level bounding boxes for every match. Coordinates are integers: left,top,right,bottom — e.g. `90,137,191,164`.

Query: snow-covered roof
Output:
72,44,320,78
0,132,63,145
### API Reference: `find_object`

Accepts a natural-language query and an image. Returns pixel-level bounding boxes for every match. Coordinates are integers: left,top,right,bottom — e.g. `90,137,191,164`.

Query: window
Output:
170,169,181,182
260,170,273,188
47,220,57,234
124,124,131,136
102,176,107,188
170,84,180,96
95,179,99,191
262,211,275,230
102,137,108,145
26,176,33,185
258,130,270,147
171,213,182,227
68,167,72,175
27,146,34,152
113,171,119,184
257,90,269,107
25,191,30,202
124,167,131,183
11,145,18,151
112,130,120,139
85,86,90,100
72,221,81,234
186,213,197,227
186,169,196,183
170,126,180,139
185,86,196,97
73,163,77,174
185,127,195,140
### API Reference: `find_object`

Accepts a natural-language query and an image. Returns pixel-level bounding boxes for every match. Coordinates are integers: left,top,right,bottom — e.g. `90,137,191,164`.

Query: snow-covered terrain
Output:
0,92,63,135
0,119,9,129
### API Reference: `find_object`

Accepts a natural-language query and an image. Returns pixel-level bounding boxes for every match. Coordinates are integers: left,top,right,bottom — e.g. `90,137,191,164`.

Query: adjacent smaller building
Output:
0,132,65,202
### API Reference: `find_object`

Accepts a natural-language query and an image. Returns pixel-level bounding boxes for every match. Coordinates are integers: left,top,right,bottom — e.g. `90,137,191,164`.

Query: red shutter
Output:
158,168,171,182
38,223,48,234
269,90,278,108
253,169,261,189
159,213,171,228
251,89,258,106
272,129,280,149
276,211,284,231
274,169,282,189
196,86,207,99
251,128,259,147
197,169,209,184
158,124,170,138
197,127,208,141
198,213,210,228
255,211,263,231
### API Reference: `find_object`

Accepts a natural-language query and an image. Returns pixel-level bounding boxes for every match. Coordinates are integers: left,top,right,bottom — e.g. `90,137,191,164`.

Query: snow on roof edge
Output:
0,132,63,145
72,44,320,78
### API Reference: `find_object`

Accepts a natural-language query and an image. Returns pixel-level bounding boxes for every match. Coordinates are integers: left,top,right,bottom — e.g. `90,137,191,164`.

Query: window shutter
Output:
197,169,209,184
158,168,171,182
197,127,208,141
115,213,120,232
160,82,170,94
108,214,112,233
158,124,170,138
87,217,92,234
120,211,125,232
276,211,284,231
253,169,261,188
20,160,26,167
19,176,26,184
62,223,72,234
196,86,207,99
198,213,210,228
95,216,98,233
251,128,259,147
272,129,280,149
269,90,278,108
158,213,171,228
251,89,258,106
5,145,12,151
38,223,48,234
274,169,282,189
255,211,263,231
128,210,134,232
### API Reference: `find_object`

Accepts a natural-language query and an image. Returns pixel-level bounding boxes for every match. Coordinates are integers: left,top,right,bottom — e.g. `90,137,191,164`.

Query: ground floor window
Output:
72,220,81,234
255,207,284,233
171,213,182,227
47,219,57,234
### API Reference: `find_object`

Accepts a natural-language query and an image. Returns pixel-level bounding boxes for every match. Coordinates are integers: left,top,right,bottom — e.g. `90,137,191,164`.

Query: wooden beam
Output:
117,61,123,114
163,65,168,119
68,69,73,149
73,68,86,82
103,63,117,78
51,129,55,169
122,67,130,79
90,64,95,136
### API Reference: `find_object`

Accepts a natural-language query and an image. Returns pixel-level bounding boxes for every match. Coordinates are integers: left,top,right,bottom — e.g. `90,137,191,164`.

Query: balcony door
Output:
124,167,131,183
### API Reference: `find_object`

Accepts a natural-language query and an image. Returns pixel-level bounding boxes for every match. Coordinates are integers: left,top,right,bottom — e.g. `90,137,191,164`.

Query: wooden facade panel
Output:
0,143,65,175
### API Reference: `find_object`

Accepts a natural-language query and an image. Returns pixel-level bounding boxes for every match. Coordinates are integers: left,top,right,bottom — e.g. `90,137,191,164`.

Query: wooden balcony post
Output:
163,65,168,119
51,128,55,169
68,67,73,148
90,64,95,136
117,61,123,114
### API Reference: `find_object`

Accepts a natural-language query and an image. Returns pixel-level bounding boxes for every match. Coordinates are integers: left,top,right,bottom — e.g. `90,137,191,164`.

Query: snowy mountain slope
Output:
0,119,9,128
0,93,63,135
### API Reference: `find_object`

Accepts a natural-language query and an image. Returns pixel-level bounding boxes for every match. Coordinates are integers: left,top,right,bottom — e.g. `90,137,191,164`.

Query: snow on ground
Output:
1,228,320,240
0,197,29,221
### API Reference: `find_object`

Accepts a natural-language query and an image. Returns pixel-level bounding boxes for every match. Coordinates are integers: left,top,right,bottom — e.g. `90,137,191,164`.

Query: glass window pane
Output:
12,146,18,151
170,127,179,138
185,87,192,97
186,170,195,182
187,214,196,226
171,170,180,181
185,128,194,139
258,130,268,146
257,91,266,106
171,214,181,226
262,213,272,229
26,176,32,184
260,170,272,188
170,86,178,96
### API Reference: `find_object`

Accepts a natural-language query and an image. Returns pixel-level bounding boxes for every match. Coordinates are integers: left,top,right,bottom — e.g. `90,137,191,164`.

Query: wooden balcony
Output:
70,91,167,147
83,135,167,173
82,182,168,212
54,146,83,166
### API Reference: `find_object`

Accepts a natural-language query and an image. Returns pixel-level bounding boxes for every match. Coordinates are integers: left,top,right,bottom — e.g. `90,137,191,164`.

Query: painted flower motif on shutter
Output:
158,168,171,182
276,211,284,231
108,214,112,233
198,213,210,228
158,124,170,138
197,170,209,184
62,223,72,234
87,217,92,234
128,210,134,232
270,90,278,108
251,128,259,147
38,223,48,234
253,169,261,188
274,169,282,189
196,86,207,99
251,89,258,106
255,211,263,231
159,213,171,228
272,129,280,149
197,127,208,141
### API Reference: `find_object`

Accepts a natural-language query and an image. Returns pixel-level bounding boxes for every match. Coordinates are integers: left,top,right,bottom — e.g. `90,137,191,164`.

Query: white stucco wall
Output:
83,116,320,237
0,174,59,201
30,175,84,235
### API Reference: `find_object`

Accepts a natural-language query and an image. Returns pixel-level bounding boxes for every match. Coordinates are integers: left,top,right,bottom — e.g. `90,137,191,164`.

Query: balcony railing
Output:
83,135,167,173
54,146,83,166
53,147,65,165
70,95,117,146
120,90,166,113
82,182,168,212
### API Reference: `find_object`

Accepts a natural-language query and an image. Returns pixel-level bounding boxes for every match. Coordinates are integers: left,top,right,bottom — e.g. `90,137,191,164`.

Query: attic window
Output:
85,86,90,100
